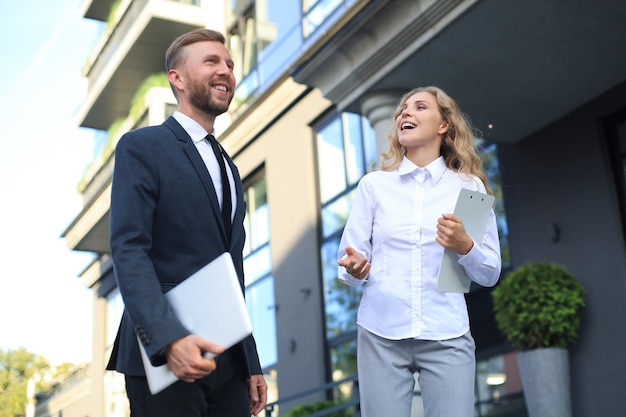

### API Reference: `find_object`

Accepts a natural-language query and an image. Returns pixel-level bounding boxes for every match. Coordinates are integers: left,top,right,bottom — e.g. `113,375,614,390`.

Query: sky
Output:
0,1,105,366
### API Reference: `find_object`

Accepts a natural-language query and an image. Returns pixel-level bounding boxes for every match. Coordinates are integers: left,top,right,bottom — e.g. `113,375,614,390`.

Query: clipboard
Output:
138,252,253,394
436,188,495,293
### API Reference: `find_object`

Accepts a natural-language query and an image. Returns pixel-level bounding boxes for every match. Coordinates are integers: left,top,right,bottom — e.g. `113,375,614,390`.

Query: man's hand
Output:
338,246,371,280
248,373,268,415
436,213,474,255
165,335,224,382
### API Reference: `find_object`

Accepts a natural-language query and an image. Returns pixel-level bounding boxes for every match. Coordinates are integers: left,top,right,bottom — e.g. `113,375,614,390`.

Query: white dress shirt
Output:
173,111,236,219
337,156,501,341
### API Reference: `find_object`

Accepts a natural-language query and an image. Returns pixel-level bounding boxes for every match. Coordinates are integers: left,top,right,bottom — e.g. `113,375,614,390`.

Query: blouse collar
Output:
398,156,447,185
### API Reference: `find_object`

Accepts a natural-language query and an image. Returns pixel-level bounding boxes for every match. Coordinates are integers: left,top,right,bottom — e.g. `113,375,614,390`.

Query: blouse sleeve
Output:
457,179,502,287
337,177,374,287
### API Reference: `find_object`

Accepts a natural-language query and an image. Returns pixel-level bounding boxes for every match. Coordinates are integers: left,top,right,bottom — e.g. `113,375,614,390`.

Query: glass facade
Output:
475,353,526,416
302,0,345,38
242,171,279,408
226,0,357,110
477,139,511,269
242,173,277,369
316,111,377,384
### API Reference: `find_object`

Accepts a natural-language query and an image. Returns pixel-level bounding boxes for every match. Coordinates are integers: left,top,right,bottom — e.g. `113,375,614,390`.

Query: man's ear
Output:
168,69,183,91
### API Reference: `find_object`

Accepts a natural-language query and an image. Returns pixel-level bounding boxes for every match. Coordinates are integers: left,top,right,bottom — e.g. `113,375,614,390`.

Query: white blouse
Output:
337,156,501,341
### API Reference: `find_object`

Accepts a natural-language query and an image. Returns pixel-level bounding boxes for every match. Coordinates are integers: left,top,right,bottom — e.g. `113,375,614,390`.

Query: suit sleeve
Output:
110,132,189,365
242,334,263,375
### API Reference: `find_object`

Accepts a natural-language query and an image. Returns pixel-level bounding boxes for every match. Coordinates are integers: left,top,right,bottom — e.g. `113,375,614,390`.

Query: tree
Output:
0,348,51,417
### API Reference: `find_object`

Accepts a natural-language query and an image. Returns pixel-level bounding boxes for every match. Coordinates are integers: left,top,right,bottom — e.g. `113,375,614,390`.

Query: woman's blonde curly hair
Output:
380,86,492,194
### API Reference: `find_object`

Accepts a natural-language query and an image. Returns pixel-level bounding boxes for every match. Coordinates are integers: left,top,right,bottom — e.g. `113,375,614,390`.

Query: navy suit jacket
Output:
106,116,262,377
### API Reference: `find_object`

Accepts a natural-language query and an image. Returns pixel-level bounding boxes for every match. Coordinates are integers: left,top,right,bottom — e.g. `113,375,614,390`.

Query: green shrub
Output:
491,262,585,350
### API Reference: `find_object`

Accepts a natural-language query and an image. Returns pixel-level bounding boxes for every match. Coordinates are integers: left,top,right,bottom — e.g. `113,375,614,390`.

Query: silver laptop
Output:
437,188,495,293
138,252,253,394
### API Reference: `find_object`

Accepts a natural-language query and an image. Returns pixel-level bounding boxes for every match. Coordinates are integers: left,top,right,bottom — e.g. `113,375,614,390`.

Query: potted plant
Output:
491,261,585,417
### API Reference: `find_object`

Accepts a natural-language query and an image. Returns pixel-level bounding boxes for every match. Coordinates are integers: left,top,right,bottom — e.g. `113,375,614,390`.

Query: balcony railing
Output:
262,374,527,417
263,375,361,417
83,0,149,89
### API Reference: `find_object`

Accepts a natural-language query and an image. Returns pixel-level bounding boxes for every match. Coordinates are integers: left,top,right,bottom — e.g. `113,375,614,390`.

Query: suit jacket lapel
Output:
164,117,230,248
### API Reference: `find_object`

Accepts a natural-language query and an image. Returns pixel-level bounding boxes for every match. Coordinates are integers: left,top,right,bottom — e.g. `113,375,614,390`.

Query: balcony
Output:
62,174,112,255
76,0,208,130
80,0,118,20
63,87,175,255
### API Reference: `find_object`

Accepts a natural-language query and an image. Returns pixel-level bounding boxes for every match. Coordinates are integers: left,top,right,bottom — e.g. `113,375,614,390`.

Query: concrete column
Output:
360,91,403,169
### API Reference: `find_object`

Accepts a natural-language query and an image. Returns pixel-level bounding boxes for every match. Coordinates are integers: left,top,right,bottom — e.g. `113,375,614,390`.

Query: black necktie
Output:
207,135,232,239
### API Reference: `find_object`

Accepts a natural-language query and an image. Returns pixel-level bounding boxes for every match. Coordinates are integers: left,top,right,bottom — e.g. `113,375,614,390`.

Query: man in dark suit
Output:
106,28,267,416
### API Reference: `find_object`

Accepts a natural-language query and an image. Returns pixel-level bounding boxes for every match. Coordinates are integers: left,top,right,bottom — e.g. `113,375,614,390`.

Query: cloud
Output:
22,8,82,82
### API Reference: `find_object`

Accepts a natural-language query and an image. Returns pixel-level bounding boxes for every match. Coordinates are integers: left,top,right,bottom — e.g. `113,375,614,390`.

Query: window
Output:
477,139,511,269
467,140,512,355
474,352,526,416
315,111,376,382
228,4,260,109
302,0,343,38
317,112,377,206
227,0,357,110
242,172,277,370
227,1,301,109
242,170,278,408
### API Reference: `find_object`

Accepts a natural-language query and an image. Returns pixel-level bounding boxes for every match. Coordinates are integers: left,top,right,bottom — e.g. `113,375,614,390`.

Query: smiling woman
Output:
337,85,501,417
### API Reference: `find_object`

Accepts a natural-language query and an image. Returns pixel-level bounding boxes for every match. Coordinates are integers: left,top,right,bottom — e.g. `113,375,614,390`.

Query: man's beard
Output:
188,77,232,116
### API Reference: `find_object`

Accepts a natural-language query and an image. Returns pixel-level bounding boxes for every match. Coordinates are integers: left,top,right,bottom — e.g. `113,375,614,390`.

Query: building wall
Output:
34,369,91,417
497,80,626,417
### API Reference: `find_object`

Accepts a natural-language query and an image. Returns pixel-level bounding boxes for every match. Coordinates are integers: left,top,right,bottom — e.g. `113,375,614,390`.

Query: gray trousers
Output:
357,325,476,417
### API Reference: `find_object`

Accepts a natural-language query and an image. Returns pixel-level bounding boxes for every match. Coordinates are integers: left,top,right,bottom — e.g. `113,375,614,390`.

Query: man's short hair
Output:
165,28,226,72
